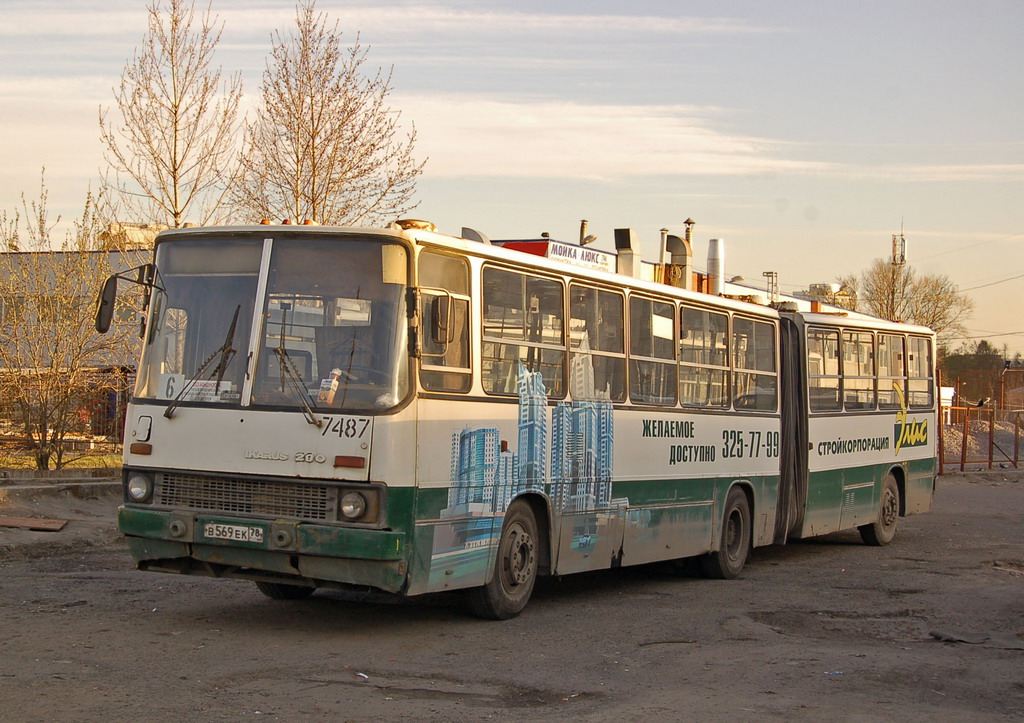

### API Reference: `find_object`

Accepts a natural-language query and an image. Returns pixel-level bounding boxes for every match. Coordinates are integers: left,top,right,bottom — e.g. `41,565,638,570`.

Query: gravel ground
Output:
1,472,1021,721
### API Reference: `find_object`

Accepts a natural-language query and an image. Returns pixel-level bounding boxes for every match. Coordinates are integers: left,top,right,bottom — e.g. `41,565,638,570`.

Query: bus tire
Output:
859,472,899,546
699,486,751,580
254,581,316,600
467,501,538,620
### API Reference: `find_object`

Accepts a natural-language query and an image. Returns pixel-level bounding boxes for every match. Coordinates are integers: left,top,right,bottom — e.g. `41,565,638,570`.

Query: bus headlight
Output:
126,473,154,502
340,491,367,520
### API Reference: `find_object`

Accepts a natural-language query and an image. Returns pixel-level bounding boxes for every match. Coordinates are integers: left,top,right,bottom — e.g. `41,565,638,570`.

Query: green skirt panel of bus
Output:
406,473,781,595
796,458,934,539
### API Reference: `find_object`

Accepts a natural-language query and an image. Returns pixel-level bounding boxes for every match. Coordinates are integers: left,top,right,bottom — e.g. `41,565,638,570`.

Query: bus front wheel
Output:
699,487,751,579
859,473,900,546
467,501,538,620
254,581,316,600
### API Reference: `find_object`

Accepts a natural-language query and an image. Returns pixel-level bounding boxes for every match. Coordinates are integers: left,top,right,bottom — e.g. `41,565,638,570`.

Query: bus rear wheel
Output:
467,501,538,620
254,581,316,600
699,487,751,579
859,472,900,546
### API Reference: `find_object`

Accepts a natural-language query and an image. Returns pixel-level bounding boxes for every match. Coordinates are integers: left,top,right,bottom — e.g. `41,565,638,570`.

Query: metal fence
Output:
940,368,1024,472
940,406,1022,473
949,368,1024,411
0,370,132,466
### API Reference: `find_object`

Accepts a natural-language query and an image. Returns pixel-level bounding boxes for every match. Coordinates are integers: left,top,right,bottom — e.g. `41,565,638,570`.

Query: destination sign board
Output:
499,240,614,273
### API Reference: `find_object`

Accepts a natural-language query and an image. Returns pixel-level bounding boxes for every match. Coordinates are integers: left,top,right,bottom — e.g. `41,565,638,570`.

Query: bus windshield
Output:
252,237,408,412
135,234,409,413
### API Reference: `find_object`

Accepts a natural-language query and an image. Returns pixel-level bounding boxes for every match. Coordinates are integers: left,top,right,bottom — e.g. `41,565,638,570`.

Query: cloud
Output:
870,164,1024,182
0,74,109,202
397,94,830,180
0,2,774,40
398,94,1024,184
279,6,769,37
0,75,111,103
0,3,147,37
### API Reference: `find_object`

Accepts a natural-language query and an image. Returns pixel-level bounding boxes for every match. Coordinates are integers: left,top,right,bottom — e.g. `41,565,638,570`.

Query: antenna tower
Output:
891,219,907,267
762,271,779,303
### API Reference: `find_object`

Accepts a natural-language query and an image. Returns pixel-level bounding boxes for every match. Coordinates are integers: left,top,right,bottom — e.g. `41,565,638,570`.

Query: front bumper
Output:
119,506,408,593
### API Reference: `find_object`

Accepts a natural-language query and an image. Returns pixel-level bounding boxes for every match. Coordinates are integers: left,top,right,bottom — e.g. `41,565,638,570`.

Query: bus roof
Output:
156,222,934,335
788,310,934,336
404,226,784,319
158,223,784,319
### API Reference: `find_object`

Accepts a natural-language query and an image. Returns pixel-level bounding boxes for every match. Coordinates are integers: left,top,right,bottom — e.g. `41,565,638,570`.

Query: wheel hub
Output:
725,513,740,555
881,490,898,526
503,526,536,587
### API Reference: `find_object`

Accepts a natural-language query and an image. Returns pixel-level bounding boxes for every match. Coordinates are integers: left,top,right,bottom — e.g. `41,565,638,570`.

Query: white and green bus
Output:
95,221,936,618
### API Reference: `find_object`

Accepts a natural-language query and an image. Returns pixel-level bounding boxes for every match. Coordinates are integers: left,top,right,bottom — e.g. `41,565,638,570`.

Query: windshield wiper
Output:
272,300,322,426
273,347,322,427
164,305,240,419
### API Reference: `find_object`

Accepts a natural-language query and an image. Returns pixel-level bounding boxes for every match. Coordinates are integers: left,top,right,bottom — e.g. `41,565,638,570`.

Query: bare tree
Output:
852,258,973,345
859,258,915,323
233,0,424,225
0,177,143,469
99,0,242,229
908,272,974,344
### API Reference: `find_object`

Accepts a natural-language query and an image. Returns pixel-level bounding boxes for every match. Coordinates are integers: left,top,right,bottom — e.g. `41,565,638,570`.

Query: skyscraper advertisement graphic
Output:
428,351,627,588
517,363,548,493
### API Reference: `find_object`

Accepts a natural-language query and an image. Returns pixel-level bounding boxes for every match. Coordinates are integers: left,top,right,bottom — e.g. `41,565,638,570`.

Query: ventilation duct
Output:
614,228,641,278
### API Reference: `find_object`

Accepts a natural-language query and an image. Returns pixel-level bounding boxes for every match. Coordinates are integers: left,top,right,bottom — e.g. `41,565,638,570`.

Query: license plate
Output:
202,522,265,544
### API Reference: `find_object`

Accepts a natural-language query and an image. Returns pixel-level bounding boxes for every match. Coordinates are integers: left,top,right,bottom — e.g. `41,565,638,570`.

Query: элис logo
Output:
893,383,928,454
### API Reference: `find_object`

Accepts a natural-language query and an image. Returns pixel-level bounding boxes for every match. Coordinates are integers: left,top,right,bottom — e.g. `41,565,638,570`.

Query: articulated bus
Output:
95,221,937,618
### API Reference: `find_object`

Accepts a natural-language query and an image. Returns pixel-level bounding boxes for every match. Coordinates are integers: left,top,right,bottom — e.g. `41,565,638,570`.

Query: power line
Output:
960,272,1024,292
768,237,1023,292
915,230,1024,262
955,330,1024,340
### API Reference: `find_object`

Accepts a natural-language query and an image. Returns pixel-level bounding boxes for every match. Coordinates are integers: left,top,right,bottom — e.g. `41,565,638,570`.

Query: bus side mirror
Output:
430,293,455,345
95,275,118,334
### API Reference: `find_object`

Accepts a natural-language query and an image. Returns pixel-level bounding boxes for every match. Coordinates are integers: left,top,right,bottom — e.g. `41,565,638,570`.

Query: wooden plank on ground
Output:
0,516,68,531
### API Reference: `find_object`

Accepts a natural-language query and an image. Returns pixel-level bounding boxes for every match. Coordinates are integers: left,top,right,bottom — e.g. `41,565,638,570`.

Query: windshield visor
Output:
135,238,262,405
251,238,409,412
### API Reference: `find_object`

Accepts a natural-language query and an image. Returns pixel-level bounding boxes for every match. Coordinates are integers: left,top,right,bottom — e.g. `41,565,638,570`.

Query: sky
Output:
1,0,1022,354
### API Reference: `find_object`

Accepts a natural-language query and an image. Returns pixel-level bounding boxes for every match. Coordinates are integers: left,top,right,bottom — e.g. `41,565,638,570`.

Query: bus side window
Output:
481,267,565,396
419,252,471,392
877,334,906,408
907,336,934,407
732,317,777,411
629,296,677,406
569,284,625,402
842,331,875,410
678,306,729,407
807,328,841,412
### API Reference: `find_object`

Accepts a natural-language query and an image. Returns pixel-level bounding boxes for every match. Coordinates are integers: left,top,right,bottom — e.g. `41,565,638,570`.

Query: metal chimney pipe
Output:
708,238,725,295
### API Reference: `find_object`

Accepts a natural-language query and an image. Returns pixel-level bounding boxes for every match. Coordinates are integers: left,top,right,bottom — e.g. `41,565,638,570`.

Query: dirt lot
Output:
1,473,1021,722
